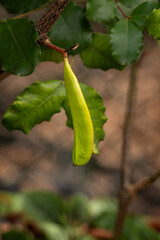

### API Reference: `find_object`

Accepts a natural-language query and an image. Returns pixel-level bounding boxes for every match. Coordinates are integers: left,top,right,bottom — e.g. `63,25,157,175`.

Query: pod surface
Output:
64,57,94,166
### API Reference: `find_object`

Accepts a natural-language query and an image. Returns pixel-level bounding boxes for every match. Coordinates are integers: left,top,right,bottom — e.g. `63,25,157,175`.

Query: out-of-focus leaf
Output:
2,80,65,134
0,0,49,14
2,231,34,240
123,217,160,240
131,2,158,30
80,33,123,70
48,1,93,54
63,82,107,154
40,223,69,240
86,0,116,23
146,8,160,39
88,198,117,218
65,194,89,222
10,191,64,223
110,19,143,65
0,18,40,76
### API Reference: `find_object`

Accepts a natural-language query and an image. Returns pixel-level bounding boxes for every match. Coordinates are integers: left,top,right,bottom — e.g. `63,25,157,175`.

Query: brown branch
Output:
131,170,160,195
114,55,144,240
36,0,71,41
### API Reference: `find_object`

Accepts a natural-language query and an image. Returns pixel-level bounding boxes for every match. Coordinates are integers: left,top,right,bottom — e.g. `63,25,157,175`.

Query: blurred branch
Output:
131,170,160,195
114,55,144,240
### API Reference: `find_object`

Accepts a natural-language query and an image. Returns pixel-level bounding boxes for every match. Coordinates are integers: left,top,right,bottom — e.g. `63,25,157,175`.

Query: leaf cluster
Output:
0,191,159,240
0,0,160,154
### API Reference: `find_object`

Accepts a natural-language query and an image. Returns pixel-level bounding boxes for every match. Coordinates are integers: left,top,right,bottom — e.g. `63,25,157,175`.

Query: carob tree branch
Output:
36,0,71,42
0,0,71,81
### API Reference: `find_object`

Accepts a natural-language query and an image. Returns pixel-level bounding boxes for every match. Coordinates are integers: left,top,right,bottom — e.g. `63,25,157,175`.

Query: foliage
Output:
0,0,159,159
0,191,159,240
0,0,160,236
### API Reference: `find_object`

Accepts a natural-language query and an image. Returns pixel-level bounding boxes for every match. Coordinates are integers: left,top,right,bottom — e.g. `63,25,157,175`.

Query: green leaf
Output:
0,0,49,14
63,82,107,154
0,18,40,76
40,46,63,63
10,191,64,223
48,1,93,54
2,80,66,134
86,0,116,23
131,2,158,30
146,8,160,39
110,19,143,65
2,231,34,240
123,217,160,240
80,33,123,71
118,0,158,8
2,80,106,154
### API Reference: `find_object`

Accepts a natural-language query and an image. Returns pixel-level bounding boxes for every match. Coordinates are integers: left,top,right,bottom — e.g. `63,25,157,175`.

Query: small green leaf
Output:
0,18,40,76
80,33,123,70
2,80,66,134
40,46,63,63
146,8,160,39
0,0,49,14
48,1,93,54
63,82,107,154
86,0,116,23
110,19,143,65
131,2,158,30
2,231,34,240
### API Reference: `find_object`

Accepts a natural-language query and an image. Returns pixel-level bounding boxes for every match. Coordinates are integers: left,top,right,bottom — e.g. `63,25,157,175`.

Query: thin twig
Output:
131,170,160,195
13,3,49,19
44,38,79,57
115,0,130,19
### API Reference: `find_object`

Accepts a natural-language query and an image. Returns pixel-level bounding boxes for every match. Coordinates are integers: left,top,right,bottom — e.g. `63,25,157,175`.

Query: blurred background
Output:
0,4,160,218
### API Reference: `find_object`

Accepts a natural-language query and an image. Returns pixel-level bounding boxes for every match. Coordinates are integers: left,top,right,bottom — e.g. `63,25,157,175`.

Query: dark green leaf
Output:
48,1,93,54
118,0,158,8
146,8,160,39
80,33,123,70
131,2,158,30
110,19,143,65
123,217,160,240
86,0,116,23
0,0,49,14
0,18,40,76
2,231,34,240
2,80,66,134
63,82,107,154
40,46,63,63
10,191,64,223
